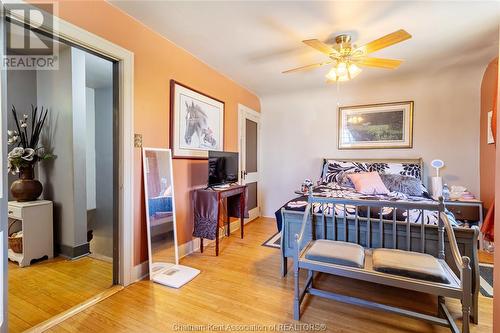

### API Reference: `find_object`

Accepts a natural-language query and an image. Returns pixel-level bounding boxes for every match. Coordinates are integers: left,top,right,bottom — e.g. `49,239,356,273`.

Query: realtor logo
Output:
2,2,58,70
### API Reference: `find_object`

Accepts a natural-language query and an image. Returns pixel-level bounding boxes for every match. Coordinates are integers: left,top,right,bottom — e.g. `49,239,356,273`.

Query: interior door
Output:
239,105,261,221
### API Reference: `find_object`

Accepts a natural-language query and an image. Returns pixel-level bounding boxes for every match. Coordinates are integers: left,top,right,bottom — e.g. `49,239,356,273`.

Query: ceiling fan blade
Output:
302,39,340,56
355,57,403,69
282,61,332,74
355,29,411,54
355,58,403,69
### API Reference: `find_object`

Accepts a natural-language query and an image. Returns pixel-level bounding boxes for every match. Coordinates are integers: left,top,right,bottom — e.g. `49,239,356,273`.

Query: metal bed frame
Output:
293,195,472,333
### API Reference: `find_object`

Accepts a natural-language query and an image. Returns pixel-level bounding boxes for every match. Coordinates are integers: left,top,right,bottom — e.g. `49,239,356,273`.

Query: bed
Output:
277,158,480,324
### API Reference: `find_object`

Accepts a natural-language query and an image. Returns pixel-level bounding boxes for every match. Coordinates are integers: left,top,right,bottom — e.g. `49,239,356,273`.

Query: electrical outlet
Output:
134,134,143,148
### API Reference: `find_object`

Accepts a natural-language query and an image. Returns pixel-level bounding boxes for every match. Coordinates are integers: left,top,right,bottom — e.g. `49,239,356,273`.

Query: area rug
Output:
263,233,494,298
479,263,493,298
262,232,281,249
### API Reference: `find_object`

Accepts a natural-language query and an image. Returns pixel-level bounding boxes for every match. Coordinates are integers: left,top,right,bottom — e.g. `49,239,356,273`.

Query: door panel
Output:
246,182,258,210
245,119,258,173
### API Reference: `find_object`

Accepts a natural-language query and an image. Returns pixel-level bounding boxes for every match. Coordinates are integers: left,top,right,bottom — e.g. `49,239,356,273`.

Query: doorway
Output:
238,104,261,221
4,21,118,332
0,6,135,332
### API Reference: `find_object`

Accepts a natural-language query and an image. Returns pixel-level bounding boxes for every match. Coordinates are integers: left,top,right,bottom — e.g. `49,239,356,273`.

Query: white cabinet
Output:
8,200,53,267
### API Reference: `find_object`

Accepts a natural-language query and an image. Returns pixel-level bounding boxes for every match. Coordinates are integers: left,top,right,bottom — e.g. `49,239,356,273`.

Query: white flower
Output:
21,148,35,161
8,147,24,159
23,114,28,119
7,130,13,136
20,122,27,128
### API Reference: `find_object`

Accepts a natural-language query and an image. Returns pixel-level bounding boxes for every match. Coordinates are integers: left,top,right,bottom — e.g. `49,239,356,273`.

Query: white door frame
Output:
238,104,261,221
5,5,135,286
0,11,7,333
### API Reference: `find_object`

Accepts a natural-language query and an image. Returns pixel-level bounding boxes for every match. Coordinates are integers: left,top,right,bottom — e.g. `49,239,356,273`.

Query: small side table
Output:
444,199,484,249
193,185,247,256
8,200,53,267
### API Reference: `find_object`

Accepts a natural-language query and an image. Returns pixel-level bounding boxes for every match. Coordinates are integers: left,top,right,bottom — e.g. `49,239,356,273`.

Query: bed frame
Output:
293,196,473,332
280,157,479,324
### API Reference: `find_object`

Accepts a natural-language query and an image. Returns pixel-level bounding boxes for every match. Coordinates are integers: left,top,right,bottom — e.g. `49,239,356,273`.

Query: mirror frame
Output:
142,147,179,280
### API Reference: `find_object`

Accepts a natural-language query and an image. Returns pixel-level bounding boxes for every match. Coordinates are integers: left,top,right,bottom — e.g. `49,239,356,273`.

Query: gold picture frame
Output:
338,101,414,150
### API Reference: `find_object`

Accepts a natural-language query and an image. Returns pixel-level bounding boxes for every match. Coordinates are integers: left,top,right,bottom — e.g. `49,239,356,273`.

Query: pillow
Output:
365,162,422,180
321,160,369,184
348,172,389,195
379,173,424,197
337,172,355,188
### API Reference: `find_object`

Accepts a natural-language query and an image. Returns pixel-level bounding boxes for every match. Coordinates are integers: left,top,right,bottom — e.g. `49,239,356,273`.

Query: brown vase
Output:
10,164,43,202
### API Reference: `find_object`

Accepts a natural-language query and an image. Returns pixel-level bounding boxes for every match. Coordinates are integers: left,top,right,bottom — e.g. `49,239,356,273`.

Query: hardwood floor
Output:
49,217,492,333
9,256,113,332
478,250,494,265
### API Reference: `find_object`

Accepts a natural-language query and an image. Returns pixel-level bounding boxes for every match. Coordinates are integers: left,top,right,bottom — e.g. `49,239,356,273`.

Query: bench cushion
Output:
372,248,449,283
305,240,365,268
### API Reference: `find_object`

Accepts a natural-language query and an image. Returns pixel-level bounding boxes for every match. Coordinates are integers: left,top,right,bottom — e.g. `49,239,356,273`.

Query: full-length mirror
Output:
142,148,199,288
143,148,178,270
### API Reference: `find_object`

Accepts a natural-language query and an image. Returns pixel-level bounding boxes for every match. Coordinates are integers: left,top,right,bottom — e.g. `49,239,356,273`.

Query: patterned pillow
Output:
321,160,369,184
322,159,422,183
365,162,422,180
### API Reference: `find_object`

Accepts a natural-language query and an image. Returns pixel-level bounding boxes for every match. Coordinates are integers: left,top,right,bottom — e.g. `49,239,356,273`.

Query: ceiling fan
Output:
283,29,411,82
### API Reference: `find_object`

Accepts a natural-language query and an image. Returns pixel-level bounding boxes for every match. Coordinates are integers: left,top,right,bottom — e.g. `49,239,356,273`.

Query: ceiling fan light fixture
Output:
325,61,362,82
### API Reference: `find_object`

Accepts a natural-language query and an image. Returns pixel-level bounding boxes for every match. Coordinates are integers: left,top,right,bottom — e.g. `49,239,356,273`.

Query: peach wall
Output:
38,1,260,264
494,27,500,333
480,58,498,209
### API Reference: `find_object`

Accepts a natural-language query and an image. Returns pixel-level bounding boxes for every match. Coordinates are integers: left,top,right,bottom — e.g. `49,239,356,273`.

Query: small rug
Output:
479,263,493,298
262,232,281,249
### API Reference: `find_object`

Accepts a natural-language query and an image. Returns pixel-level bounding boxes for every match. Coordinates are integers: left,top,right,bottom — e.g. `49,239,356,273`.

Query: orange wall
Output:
494,27,500,333
480,58,498,209
40,1,260,264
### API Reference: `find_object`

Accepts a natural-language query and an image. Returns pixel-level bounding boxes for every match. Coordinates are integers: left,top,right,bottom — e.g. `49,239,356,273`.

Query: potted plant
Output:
7,105,53,202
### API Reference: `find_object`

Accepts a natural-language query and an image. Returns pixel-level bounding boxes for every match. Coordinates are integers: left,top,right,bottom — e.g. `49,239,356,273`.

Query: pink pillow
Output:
348,172,389,195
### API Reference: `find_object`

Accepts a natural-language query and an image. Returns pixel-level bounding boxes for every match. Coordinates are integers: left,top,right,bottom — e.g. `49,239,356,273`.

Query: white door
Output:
238,104,261,221
0,11,7,333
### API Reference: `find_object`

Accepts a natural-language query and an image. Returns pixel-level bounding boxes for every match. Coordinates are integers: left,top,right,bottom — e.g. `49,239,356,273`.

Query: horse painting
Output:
184,101,218,149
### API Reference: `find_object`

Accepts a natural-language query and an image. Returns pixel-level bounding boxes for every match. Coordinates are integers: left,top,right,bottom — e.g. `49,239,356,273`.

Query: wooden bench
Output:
293,196,472,333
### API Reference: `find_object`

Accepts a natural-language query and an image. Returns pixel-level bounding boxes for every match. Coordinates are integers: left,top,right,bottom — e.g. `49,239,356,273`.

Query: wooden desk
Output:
193,185,247,256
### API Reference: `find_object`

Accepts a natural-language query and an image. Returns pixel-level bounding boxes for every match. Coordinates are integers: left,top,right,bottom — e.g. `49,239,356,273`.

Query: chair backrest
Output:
307,195,445,258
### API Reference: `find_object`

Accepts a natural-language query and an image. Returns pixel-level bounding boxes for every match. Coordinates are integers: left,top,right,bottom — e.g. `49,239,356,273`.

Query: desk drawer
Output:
7,205,22,219
447,205,479,221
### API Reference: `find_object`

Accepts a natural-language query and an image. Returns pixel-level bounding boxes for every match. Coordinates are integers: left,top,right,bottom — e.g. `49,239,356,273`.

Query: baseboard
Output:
88,252,113,263
131,260,149,282
57,242,90,259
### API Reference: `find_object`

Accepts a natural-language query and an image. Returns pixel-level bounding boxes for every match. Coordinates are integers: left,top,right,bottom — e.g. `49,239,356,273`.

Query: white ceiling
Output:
110,1,500,96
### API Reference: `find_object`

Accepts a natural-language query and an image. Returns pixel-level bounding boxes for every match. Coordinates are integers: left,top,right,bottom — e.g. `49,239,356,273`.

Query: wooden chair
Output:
293,196,472,333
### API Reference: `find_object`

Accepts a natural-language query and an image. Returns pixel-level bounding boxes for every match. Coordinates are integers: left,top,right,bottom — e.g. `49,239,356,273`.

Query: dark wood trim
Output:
169,79,225,159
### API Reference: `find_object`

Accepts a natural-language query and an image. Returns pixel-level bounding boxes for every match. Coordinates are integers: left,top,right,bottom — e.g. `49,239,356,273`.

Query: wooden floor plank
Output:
8,256,113,332
48,217,492,332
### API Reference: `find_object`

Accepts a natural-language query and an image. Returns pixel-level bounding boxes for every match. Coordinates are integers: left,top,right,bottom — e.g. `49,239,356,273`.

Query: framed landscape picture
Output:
338,101,414,149
170,80,224,159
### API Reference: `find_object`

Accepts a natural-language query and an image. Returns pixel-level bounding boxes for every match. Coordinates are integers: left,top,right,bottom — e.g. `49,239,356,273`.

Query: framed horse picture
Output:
170,80,225,159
